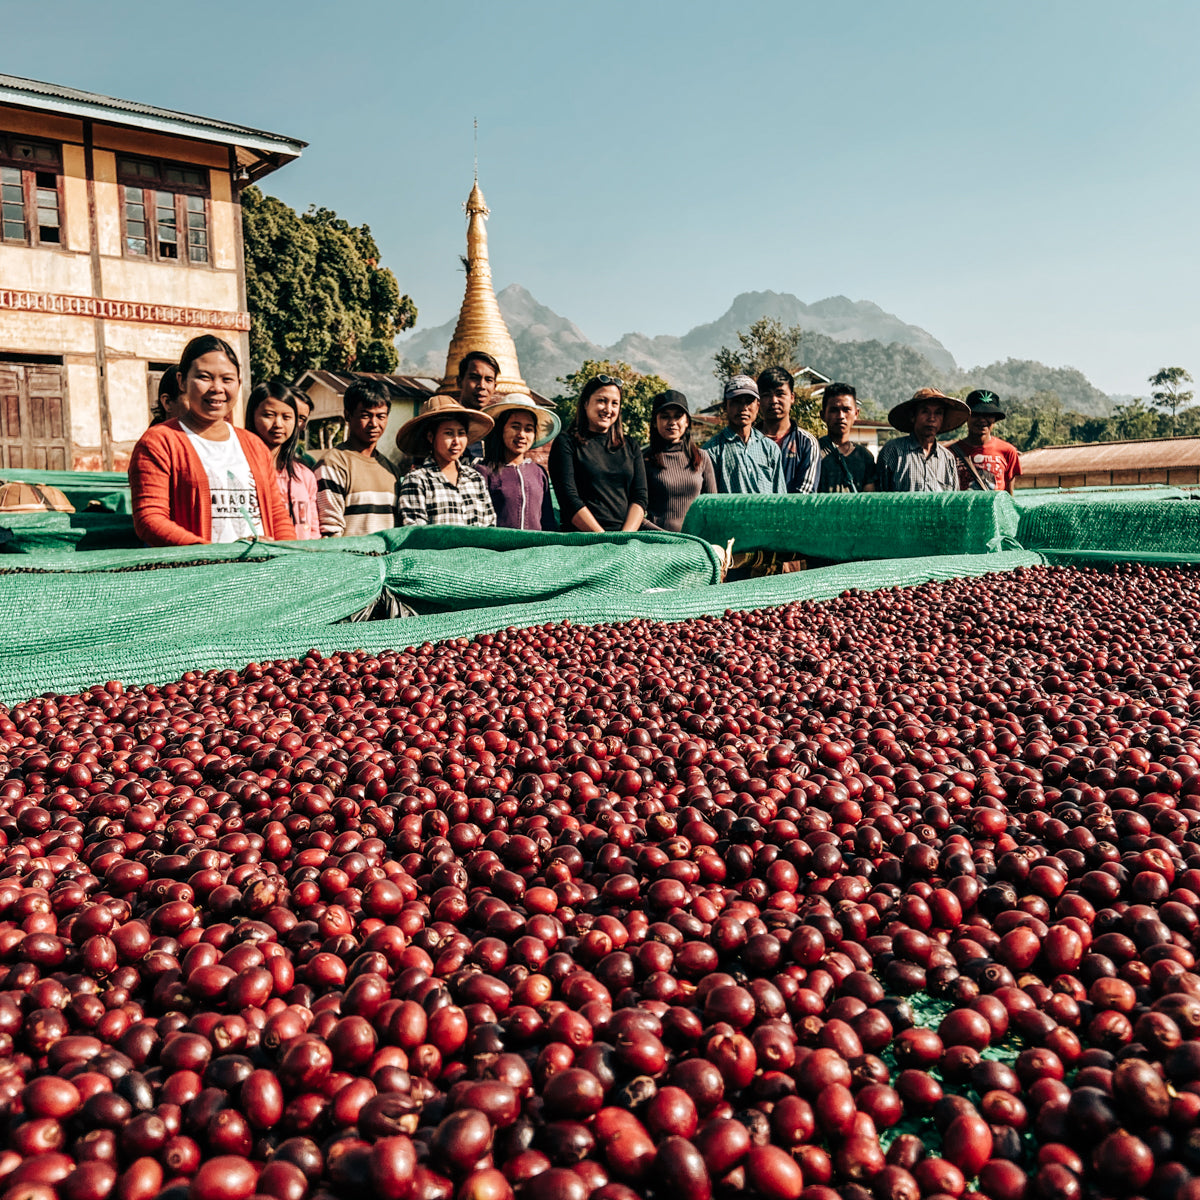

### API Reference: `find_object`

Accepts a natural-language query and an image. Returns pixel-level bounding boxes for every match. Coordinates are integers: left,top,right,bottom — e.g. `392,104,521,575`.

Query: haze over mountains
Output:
398,286,1116,418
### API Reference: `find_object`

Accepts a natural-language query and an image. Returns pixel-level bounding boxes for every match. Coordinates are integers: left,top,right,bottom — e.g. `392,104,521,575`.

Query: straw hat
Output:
396,396,495,456
0,480,74,513
888,387,971,434
483,394,561,448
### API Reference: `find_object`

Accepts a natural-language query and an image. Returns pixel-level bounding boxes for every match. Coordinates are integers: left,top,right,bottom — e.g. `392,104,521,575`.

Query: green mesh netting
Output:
681,492,1022,560
0,468,131,512
9,477,1200,707
0,527,723,703
1012,484,1189,510
0,511,144,553
1018,498,1200,563
0,551,1042,706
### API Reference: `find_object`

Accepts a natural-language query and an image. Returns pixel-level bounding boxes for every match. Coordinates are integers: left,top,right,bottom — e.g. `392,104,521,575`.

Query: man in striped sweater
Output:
315,379,401,536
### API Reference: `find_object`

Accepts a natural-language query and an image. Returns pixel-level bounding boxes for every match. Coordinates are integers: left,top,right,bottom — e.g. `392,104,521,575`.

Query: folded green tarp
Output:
0,467,131,511
0,511,143,553
681,491,1022,560
1018,498,1200,563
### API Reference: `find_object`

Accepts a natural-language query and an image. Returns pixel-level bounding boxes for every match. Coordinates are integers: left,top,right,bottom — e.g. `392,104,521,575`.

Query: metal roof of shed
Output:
1020,436,1200,475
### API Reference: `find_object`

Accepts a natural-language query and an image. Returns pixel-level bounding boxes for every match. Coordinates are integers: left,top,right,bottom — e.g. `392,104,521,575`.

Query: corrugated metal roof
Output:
295,371,434,400
0,73,305,161
1021,436,1200,474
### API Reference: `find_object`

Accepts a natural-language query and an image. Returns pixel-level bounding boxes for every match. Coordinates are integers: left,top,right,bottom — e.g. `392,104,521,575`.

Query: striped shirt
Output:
399,457,496,527
768,422,822,493
314,446,401,537
875,435,959,493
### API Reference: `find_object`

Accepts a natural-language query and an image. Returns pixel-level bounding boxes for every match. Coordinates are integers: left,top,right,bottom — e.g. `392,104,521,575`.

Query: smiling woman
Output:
549,375,649,532
128,335,297,546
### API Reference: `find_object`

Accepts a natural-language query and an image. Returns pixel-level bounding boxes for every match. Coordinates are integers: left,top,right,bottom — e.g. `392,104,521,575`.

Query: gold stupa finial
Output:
438,169,528,397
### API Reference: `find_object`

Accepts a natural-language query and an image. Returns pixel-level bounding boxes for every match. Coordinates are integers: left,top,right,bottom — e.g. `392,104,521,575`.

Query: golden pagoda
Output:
438,177,529,396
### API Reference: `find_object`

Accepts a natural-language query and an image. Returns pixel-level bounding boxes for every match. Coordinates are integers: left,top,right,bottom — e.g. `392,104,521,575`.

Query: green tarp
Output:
0,550,1043,706
0,467,131,512
0,511,143,553
681,491,1022,559
4,467,1200,709
1018,498,1200,563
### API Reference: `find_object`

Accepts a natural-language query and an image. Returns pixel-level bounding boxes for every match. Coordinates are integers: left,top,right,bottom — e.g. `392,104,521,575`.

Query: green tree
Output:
241,186,417,383
553,360,669,444
714,316,802,381
1149,366,1195,434
1111,397,1161,441
1000,392,1081,450
713,316,822,434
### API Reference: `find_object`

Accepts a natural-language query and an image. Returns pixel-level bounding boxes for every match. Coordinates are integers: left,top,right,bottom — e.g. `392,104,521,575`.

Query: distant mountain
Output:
398,286,1114,417
943,360,1113,418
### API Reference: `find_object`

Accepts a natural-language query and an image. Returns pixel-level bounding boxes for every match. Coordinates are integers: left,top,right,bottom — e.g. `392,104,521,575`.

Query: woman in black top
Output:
549,375,648,532
642,390,717,531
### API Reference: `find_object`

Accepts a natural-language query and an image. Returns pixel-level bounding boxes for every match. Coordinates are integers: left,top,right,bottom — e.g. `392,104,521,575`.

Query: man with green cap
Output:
950,390,1022,494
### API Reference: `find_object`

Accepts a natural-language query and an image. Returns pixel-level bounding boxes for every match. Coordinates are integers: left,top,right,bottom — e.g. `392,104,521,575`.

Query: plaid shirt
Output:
399,457,496,527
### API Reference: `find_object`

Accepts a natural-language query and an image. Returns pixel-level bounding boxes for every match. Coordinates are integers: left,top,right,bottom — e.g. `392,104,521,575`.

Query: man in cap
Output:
704,375,788,495
949,390,1022,494
757,366,821,493
875,387,969,493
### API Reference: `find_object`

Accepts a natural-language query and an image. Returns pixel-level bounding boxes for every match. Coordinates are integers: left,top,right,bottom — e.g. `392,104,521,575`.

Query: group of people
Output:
128,333,1022,549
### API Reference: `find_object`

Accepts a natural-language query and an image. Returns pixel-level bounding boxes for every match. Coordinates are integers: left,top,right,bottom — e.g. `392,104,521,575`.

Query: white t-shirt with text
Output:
180,424,262,542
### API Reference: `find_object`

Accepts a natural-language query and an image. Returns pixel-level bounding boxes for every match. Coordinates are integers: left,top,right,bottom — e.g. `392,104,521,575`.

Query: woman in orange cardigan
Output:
130,335,296,546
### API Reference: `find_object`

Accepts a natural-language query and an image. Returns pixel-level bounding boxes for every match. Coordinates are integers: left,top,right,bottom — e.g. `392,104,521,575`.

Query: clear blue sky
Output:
6,0,1198,396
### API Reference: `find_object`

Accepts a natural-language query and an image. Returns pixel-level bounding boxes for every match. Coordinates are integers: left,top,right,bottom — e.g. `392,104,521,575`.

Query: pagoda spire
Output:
438,177,528,396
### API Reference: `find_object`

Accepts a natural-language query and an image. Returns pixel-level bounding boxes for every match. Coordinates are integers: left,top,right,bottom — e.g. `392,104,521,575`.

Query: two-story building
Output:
0,74,304,470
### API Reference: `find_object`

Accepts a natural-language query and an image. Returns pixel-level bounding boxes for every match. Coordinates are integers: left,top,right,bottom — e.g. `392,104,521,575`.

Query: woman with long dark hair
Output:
129,335,295,545
548,374,647,532
245,381,320,539
642,390,716,531
475,395,559,530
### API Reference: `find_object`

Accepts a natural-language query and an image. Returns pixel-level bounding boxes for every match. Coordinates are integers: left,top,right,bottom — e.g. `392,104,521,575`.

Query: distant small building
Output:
1017,436,1200,489
0,73,304,470
848,420,888,452
294,370,438,459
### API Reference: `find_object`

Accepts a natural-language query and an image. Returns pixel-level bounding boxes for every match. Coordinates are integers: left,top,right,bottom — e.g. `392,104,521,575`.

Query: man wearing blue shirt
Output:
704,375,788,494
758,366,821,493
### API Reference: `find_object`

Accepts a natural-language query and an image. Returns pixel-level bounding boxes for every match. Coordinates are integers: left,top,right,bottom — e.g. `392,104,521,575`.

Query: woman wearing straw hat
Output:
396,396,496,527
476,394,561,530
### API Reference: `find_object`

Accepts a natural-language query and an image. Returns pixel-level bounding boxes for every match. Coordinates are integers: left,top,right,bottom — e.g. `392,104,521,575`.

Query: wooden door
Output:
0,364,71,470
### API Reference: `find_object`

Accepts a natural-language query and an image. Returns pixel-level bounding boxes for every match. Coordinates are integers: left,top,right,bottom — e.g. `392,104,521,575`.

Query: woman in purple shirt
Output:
476,396,561,530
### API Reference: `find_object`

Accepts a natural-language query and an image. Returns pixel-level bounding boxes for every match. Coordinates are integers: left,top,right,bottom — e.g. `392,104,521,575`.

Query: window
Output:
0,135,62,247
118,155,210,265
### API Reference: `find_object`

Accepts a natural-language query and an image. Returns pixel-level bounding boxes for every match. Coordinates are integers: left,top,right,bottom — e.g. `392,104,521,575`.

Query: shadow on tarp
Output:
0,551,1043,707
